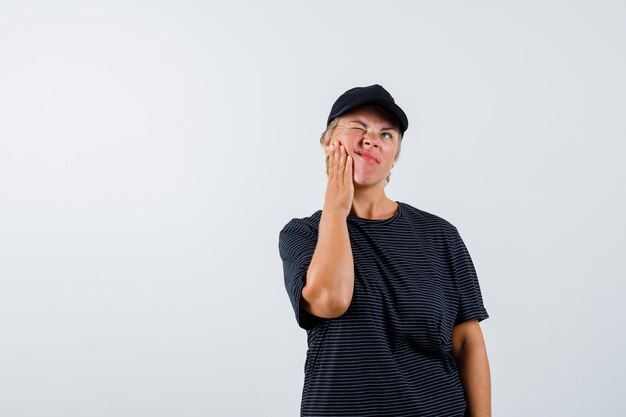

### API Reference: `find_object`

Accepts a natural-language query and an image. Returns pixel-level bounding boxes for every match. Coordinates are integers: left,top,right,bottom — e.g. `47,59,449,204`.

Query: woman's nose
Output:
363,131,379,146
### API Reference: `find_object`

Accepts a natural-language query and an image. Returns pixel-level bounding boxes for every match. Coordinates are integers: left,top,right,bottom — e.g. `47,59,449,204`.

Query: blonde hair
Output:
319,105,403,187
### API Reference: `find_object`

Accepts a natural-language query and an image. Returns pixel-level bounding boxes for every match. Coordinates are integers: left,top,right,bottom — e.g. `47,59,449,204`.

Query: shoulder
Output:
279,209,323,239
399,201,460,239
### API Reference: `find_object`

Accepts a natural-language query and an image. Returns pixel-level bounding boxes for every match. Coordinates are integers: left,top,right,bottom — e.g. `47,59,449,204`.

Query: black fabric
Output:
278,201,489,417
326,84,409,133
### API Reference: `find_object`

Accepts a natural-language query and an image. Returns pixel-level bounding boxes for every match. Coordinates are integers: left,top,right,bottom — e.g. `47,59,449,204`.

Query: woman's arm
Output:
302,209,354,318
301,140,355,319
451,320,492,417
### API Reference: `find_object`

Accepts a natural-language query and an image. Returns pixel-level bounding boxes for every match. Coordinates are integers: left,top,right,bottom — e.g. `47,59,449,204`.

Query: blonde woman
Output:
279,84,491,417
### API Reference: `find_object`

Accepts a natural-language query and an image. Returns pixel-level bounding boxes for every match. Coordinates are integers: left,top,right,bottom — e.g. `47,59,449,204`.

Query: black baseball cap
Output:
326,84,408,133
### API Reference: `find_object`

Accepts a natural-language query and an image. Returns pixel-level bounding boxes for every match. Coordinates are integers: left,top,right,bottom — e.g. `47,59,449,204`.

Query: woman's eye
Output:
348,128,366,135
382,132,392,139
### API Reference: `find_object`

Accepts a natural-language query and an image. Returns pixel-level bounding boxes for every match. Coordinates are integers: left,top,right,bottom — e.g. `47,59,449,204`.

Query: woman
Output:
279,84,491,417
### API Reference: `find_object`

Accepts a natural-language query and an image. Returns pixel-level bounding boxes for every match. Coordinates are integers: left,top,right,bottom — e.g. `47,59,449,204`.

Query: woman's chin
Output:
353,174,384,187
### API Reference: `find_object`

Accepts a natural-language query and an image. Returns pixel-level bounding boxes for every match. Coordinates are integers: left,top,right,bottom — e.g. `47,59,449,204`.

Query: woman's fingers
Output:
338,144,345,173
325,141,334,157
328,142,335,179
328,141,352,185
342,147,351,186
331,141,340,169
345,153,352,183
323,140,354,217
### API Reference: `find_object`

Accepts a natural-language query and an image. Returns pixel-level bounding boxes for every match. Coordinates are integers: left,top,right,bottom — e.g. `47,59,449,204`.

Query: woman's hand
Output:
323,139,354,218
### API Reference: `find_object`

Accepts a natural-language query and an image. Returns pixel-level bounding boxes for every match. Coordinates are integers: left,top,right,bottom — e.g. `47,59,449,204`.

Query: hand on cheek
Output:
325,139,344,157
325,142,334,156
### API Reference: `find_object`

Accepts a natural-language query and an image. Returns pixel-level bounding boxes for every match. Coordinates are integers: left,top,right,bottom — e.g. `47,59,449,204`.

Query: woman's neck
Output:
349,196,397,220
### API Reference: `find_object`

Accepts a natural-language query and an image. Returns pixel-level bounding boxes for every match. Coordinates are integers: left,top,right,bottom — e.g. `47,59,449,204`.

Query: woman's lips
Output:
357,152,378,164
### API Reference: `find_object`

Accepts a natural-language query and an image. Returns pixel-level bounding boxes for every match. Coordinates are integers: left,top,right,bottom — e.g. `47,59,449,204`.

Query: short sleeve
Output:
451,227,489,326
278,218,326,330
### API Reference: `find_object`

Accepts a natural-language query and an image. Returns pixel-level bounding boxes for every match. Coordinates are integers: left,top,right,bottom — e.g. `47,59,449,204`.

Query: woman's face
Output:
325,106,400,187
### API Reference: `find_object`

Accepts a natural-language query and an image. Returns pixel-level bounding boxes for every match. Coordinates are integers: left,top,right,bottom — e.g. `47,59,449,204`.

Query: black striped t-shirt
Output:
278,201,489,417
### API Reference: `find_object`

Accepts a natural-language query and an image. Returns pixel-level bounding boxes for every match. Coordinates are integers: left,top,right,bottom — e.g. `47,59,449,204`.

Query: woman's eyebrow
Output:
349,120,398,133
348,120,368,128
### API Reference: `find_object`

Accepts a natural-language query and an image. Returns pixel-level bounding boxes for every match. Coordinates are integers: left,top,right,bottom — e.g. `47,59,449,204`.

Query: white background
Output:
1,1,624,416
